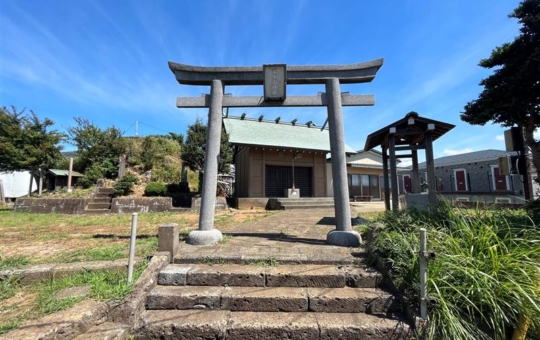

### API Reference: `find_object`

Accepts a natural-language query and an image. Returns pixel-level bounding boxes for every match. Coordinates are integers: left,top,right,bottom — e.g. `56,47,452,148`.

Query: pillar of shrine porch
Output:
325,77,361,247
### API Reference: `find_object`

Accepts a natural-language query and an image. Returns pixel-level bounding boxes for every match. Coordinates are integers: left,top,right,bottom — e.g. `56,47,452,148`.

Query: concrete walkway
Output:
175,203,385,265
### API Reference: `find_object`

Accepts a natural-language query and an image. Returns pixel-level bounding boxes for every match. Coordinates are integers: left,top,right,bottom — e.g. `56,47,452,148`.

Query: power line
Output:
121,122,135,135
138,121,172,134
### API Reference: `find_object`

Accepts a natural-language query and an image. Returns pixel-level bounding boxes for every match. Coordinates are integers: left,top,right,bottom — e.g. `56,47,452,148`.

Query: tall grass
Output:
370,204,540,339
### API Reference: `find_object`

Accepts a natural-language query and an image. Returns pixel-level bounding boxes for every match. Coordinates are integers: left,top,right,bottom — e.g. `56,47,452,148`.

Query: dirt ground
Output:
0,209,274,262
0,208,275,331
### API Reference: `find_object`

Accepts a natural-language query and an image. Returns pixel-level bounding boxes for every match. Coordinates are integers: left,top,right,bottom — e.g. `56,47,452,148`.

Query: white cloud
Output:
399,159,412,168
443,148,473,156
534,130,540,140
496,135,504,141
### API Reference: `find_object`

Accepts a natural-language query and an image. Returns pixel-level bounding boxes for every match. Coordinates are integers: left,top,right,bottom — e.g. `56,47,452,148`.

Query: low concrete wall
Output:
191,196,228,211
111,197,172,213
236,198,270,210
14,198,88,214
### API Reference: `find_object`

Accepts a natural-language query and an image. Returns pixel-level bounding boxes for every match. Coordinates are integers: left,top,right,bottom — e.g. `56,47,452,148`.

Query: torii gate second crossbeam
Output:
169,60,384,247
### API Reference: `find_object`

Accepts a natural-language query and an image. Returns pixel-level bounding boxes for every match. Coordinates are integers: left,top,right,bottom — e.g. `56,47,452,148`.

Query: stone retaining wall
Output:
111,197,173,213
14,198,88,214
14,196,230,214
191,196,228,211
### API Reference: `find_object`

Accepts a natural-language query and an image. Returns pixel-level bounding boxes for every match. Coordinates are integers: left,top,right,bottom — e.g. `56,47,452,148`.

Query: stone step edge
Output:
159,263,382,288
173,254,367,266
146,285,399,313
136,310,413,340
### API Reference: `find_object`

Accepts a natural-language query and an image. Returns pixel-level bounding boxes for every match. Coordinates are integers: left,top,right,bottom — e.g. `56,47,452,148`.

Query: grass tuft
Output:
369,203,540,340
247,257,280,267
0,255,30,271
0,276,20,301
0,319,20,335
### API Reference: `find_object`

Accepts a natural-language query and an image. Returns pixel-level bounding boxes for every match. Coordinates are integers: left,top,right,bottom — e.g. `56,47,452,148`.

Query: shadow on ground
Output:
223,232,327,245
93,234,155,239
316,217,368,225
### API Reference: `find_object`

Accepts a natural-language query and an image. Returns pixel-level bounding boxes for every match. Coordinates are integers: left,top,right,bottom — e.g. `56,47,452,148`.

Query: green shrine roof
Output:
48,169,84,177
223,117,355,154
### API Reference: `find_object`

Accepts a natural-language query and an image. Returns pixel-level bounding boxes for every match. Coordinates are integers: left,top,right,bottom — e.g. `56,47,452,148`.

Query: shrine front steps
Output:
276,197,336,210
135,263,413,339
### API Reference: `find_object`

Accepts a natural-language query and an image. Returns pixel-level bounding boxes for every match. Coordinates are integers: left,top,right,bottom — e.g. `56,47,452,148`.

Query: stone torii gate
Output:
169,60,384,247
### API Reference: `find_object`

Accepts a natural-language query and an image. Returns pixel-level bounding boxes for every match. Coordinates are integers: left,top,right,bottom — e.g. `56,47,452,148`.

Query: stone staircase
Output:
276,197,336,210
83,187,114,214
134,262,412,339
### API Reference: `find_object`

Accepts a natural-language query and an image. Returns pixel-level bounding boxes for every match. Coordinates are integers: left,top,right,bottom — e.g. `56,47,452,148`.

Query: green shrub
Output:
150,162,182,183
370,206,540,340
76,163,104,188
144,182,167,196
113,175,138,196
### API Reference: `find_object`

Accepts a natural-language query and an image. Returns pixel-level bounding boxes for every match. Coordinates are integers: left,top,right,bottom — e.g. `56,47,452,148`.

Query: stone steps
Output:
277,198,335,203
86,202,111,210
137,263,410,339
96,188,115,195
84,187,114,214
277,197,336,210
146,285,399,314
135,258,411,340
83,208,110,215
135,310,410,340
281,202,336,209
90,197,112,204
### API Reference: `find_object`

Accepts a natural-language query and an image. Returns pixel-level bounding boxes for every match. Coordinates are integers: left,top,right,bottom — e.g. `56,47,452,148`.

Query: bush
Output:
150,161,181,183
75,158,121,189
113,175,138,196
144,182,167,196
76,163,105,188
370,205,540,340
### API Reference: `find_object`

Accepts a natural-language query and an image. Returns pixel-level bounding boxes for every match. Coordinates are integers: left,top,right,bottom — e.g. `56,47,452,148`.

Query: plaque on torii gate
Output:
169,59,384,246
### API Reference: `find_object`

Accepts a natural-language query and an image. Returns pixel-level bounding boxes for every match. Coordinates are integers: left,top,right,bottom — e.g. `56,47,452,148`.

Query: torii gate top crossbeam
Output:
168,59,384,86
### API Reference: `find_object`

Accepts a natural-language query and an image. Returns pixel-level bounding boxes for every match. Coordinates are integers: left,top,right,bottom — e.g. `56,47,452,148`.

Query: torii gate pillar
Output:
326,78,361,246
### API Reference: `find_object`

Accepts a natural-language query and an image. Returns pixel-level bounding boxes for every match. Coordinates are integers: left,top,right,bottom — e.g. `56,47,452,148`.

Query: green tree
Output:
181,118,233,174
0,106,65,172
461,0,540,182
181,118,233,191
67,117,125,186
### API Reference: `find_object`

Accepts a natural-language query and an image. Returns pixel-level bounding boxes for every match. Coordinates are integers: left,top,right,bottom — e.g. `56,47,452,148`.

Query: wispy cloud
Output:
443,148,473,156
496,135,504,141
0,3,180,120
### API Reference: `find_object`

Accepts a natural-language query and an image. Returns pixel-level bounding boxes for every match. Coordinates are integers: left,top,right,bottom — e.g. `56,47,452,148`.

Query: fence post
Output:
419,228,428,319
127,213,138,283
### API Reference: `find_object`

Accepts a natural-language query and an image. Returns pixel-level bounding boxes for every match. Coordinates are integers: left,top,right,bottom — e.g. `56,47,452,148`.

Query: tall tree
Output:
181,118,233,174
67,117,125,186
0,106,65,172
461,0,540,186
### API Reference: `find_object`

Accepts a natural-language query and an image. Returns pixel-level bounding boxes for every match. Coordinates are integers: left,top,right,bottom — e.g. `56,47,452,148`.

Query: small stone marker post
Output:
158,223,179,263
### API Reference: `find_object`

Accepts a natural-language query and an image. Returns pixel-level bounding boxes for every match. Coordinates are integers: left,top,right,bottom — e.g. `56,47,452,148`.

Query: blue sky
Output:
0,0,523,165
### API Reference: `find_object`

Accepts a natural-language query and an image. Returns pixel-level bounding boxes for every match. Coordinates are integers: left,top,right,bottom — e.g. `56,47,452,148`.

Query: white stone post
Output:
67,157,74,193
